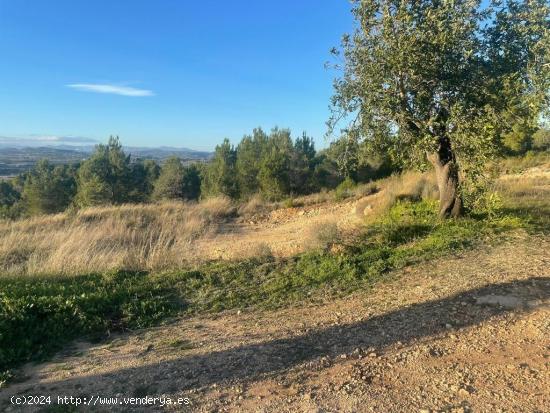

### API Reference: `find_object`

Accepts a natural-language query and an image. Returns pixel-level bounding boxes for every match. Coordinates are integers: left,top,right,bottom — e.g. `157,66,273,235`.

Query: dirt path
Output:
2,231,548,412
192,196,369,260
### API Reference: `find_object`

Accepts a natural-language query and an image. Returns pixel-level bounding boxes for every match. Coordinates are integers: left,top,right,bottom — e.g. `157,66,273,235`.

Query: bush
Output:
354,182,379,197
251,242,274,260
238,194,268,217
307,221,341,251
334,177,356,201
282,198,297,208
368,172,438,216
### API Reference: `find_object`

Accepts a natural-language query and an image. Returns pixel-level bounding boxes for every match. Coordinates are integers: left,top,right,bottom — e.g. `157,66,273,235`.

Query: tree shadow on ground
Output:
33,277,550,396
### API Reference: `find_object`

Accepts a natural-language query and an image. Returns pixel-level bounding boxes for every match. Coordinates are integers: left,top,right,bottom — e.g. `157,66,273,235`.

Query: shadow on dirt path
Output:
40,277,548,395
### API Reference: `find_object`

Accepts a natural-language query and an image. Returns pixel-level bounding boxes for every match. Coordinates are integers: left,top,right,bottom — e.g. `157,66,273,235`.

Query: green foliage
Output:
153,157,201,201
236,127,323,200
258,128,293,200
532,128,550,151
202,138,239,199
329,0,549,207
326,135,360,179
333,176,356,201
502,122,534,154
0,180,20,207
289,132,317,194
127,159,160,203
0,270,180,371
21,160,76,215
1,130,398,218
75,136,132,207
311,152,342,190
236,128,268,198
0,180,21,219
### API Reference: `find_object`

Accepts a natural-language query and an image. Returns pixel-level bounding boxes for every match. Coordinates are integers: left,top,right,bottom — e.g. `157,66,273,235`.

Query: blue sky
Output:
0,1,353,150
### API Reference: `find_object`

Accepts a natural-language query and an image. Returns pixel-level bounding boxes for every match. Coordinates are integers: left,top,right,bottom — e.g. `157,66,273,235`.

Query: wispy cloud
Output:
66,83,154,97
0,135,98,146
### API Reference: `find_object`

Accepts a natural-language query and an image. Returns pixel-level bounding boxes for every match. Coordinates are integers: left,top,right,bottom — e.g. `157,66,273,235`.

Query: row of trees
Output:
1,120,548,219
0,131,393,218
202,127,360,200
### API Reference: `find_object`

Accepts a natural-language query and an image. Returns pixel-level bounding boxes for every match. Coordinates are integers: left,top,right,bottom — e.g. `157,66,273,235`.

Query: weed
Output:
307,221,341,251
0,270,181,372
166,338,194,350
251,242,274,260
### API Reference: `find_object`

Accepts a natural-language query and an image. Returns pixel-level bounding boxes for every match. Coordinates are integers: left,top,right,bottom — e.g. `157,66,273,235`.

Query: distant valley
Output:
0,145,212,177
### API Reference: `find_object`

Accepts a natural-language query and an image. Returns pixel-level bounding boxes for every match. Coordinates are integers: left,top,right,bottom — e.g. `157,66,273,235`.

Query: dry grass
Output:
494,151,550,174
0,172,436,276
306,221,341,251
237,194,272,217
352,171,438,222
382,171,439,205
0,197,234,276
6,163,540,278
496,166,550,202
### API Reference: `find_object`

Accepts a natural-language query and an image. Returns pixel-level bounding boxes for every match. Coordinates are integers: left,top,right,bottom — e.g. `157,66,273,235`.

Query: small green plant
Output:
167,338,194,350
0,270,181,372
334,177,356,201
0,369,13,388
283,198,296,208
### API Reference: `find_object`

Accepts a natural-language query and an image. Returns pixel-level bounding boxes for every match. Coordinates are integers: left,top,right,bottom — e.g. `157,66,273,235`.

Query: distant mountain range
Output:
0,144,212,177
123,145,212,160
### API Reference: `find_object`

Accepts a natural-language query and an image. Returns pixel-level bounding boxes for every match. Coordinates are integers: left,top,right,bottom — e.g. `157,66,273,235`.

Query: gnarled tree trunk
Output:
428,136,463,218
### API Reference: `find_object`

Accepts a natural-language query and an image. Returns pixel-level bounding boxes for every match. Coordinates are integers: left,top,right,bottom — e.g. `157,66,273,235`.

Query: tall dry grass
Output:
380,171,439,206
496,167,550,203
0,197,234,276
0,169,479,277
352,171,438,221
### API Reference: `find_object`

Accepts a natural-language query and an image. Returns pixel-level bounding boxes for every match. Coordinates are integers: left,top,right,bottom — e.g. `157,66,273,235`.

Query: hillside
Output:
1,231,548,412
0,161,548,411
0,162,547,276
1,0,548,410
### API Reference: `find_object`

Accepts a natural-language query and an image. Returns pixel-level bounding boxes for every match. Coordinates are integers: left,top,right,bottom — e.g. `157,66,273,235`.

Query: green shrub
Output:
334,177,356,201
532,128,550,151
0,270,180,371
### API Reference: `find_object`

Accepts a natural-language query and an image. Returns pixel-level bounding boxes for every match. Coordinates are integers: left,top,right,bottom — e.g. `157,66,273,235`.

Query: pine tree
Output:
258,128,293,200
75,136,132,207
22,160,76,215
289,132,316,194
202,138,239,198
236,128,268,199
153,157,201,201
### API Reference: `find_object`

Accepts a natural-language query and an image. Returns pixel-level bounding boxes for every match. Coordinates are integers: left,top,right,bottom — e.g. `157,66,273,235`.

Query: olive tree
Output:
329,0,549,217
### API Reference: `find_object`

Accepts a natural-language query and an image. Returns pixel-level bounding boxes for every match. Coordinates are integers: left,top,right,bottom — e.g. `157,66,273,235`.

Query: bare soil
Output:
191,196,370,260
2,232,548,412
